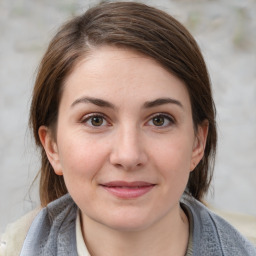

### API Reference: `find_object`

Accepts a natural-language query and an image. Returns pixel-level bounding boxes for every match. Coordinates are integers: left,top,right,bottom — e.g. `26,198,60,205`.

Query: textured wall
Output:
0,0,255,232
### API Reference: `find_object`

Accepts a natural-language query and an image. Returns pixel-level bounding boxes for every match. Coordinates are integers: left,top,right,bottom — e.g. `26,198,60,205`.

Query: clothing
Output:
181,196,256,255
0,208,40,256
75,205,194,256
1,193,256,256
76,211,90,256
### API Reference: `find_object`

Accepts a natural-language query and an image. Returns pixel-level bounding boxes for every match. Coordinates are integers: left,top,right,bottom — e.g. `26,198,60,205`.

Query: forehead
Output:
62,46,191,109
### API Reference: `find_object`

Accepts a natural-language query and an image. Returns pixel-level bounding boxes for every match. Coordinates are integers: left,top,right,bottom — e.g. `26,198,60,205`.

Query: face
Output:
40,46,207,232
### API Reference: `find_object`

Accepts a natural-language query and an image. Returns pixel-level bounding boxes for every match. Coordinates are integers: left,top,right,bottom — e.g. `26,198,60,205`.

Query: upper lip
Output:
101,181,155,187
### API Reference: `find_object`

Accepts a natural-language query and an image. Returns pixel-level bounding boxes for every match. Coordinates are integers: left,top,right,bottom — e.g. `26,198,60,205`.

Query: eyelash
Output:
81,113,110,127
146,113,175,128
80,113,175,128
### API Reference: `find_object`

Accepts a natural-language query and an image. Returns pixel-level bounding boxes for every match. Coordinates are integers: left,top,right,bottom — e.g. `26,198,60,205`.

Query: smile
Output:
100,181,156,199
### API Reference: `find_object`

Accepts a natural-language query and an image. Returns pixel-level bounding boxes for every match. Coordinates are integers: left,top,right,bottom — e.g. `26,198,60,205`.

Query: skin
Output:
39,46,208,256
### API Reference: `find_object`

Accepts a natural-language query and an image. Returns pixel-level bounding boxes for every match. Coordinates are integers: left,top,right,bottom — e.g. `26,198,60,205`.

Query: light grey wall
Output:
1,0,255,232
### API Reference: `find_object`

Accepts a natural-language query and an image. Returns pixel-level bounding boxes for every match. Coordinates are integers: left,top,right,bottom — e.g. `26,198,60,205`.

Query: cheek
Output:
57,136,110,206
57,134,110,180
155,136,193,170
152,136,193,188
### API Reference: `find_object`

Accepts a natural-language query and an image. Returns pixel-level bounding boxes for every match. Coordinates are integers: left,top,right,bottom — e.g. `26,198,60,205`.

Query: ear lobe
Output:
190,121,209,171
38,126,63,176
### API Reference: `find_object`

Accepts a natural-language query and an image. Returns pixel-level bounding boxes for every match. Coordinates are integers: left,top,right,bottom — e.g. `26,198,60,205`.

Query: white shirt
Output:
76,211,91,256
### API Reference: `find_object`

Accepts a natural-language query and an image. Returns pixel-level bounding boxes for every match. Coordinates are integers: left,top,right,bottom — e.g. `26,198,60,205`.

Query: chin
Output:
106,220,151,233
97,211,157,233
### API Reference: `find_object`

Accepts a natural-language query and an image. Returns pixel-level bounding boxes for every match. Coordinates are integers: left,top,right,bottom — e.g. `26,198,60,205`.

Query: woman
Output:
1,2,255,255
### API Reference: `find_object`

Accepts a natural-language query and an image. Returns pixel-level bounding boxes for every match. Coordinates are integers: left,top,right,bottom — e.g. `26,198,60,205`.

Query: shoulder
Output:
0,194,78,256
211,208,256,246
182,196,256,256
19,193,77,256
0,208,41,256
213,208,256,246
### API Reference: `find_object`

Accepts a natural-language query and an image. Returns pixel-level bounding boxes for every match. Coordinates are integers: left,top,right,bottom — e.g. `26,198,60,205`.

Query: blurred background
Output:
0,0,255,232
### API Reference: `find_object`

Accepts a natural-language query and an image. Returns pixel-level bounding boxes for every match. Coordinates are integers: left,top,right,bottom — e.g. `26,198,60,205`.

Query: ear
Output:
38,126,63,176
190,120,209,171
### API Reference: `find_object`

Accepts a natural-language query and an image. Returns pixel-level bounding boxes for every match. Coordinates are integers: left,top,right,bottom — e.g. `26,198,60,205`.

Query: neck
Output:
80,206,189,256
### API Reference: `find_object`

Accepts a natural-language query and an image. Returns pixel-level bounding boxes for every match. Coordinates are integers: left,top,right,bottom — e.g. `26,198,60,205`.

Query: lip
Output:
100,181,155,199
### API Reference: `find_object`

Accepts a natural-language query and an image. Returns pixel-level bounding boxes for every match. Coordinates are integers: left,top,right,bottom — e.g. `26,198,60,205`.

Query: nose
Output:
109,126,148,171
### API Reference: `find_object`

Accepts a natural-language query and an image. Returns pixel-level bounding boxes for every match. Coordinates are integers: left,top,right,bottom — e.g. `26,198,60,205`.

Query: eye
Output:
82,114,109,127
147,114,175,127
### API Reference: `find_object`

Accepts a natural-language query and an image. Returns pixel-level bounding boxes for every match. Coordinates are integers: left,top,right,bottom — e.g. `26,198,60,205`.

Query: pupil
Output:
92,116,103,126
153,116,164,126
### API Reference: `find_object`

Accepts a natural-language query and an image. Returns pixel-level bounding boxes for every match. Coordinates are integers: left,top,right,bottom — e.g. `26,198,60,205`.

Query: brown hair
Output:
30,1,217,206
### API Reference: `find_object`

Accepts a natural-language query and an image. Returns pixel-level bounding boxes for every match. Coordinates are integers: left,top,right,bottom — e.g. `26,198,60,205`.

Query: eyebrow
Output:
71,96,115,109
143,98,183,109
71,96,183,109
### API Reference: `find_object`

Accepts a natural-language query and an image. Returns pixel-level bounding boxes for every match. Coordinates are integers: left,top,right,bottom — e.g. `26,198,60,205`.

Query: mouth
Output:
100,181,156,199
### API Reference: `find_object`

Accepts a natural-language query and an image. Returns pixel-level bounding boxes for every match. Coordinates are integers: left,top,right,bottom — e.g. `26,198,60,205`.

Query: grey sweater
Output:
19,193,256,256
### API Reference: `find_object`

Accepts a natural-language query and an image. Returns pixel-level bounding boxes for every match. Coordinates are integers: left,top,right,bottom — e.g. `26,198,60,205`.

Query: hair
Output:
30,1,217,207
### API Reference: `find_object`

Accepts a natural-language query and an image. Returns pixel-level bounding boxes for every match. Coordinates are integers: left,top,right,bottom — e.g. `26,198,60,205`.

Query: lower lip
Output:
102,185,155,199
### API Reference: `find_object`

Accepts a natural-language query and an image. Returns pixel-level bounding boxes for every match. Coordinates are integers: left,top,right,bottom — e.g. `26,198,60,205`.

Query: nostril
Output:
109,150,147,170
114,163,123,168
109,133,148,170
